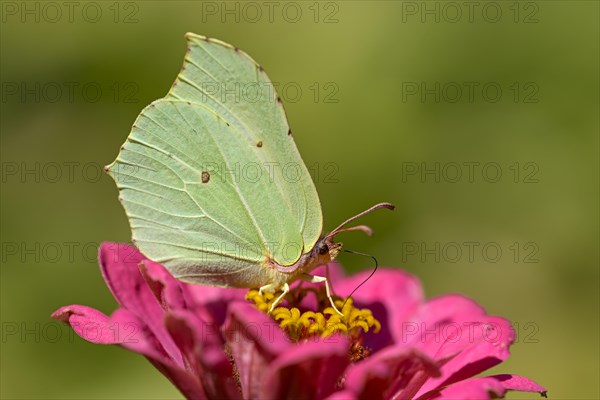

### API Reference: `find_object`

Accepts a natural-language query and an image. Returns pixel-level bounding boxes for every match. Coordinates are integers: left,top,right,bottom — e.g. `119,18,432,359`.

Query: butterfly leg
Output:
259,282,290,313
301,274,343,316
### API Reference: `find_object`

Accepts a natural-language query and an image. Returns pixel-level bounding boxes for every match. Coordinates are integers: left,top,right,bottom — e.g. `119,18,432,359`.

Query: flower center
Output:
246,286,381,344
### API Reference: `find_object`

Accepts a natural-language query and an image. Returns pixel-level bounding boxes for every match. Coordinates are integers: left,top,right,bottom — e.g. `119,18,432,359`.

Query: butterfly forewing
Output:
108,33,322,286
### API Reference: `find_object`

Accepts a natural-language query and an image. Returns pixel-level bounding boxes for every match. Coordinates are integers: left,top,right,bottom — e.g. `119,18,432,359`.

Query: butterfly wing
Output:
107,33,323,287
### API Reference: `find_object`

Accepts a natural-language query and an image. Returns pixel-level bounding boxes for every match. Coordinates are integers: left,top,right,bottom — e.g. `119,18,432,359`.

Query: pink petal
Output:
439,315,513,374
406,295,509,396
428,376,506,400
98,242,149,308
488,374,547,396
222,302,291,399
146,359,208,400
405,295,487,357
52,304,207,399
52,305,168,362
344,344,440,400
51,305,140,345
98,242,145,290
335,268,424,350
164,310,239,400
262,335,350,400
183,283,247,327
325,390,358,400
423,375,547,400
139,259,186,311
98,242,183,366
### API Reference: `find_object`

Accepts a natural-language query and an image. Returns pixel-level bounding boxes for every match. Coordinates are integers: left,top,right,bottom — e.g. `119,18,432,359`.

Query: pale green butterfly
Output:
106,33,394,314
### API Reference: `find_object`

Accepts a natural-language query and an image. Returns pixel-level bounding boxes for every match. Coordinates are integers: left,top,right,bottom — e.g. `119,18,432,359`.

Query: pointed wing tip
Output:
184,32,236,50
184,32,209,47
184,32,203,40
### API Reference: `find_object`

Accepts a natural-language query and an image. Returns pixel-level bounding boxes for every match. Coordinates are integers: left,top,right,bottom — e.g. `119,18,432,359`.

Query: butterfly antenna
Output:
326,202,395,240
340,249,378,310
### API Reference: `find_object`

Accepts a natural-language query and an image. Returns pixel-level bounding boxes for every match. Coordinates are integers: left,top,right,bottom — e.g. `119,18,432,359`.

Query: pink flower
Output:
52,242,546,399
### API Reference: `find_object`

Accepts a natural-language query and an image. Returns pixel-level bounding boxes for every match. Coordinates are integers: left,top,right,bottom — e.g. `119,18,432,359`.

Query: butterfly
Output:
106,33,394,314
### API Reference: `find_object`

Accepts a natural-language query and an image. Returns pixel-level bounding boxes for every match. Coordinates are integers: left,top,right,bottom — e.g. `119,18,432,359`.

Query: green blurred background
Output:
1,1,598,398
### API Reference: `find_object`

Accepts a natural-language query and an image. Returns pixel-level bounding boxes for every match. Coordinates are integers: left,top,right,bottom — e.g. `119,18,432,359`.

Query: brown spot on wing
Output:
201,171,210,183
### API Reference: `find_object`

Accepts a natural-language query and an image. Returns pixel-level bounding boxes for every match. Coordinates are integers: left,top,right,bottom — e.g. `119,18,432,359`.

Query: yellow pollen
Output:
246,288,381,342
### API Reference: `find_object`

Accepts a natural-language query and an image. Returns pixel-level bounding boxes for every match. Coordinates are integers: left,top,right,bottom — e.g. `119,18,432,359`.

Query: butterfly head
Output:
316,238,342,261
266,203,393,275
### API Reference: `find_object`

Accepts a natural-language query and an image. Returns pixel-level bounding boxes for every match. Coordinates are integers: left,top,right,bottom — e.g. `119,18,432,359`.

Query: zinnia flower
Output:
52,242,546,399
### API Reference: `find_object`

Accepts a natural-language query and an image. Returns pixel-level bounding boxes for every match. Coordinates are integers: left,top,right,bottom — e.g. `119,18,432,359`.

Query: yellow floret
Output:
246,288,381,342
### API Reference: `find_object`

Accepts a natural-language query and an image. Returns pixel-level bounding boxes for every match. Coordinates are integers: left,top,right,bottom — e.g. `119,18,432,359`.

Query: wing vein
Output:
124,198,206,219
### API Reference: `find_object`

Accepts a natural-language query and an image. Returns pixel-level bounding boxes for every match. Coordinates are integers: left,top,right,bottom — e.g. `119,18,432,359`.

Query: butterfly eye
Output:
317,242,329,255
